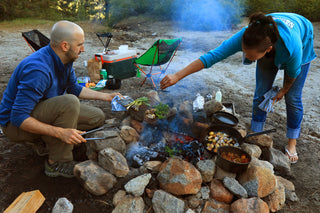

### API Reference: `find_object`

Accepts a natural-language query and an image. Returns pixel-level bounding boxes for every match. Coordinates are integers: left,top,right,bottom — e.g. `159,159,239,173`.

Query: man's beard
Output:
66,48,79,63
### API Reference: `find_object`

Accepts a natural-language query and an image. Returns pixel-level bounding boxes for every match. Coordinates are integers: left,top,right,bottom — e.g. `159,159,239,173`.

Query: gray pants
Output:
3,94,105,162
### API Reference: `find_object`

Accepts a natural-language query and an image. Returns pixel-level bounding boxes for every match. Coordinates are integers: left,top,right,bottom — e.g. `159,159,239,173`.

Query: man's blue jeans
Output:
251,56,310,139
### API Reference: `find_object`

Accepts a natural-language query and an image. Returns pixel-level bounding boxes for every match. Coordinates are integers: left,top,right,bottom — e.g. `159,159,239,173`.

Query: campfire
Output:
72,91,297,212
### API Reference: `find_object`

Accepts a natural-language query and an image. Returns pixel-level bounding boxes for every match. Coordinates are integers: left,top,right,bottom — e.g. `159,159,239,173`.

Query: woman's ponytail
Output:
243,12,280,52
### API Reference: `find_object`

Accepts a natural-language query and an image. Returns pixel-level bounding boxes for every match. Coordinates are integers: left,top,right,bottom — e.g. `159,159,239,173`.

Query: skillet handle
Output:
244,128,277,140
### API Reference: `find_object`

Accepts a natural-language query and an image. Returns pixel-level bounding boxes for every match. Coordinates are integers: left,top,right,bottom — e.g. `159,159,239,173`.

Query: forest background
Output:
1,0,320,29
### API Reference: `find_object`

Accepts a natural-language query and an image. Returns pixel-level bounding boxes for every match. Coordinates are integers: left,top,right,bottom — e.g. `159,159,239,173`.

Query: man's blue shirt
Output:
0,45,83,127
199,13,316,78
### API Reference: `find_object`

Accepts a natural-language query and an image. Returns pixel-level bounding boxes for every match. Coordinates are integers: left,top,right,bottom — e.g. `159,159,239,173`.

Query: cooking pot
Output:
200,124,276,153
216,146,251,173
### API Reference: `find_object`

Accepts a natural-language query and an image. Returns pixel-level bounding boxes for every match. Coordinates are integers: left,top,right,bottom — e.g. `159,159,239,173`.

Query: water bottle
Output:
215,90,222,102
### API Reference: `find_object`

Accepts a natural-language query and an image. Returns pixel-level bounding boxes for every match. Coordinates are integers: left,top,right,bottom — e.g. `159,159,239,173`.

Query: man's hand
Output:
272,88,286,105
104,92,123,102
160,74,179,90
79,87,123,102
57,128,86,145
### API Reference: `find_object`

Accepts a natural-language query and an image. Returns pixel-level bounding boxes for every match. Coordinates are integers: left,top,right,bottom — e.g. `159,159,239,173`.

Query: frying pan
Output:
200,124,276,152
212,111,239,127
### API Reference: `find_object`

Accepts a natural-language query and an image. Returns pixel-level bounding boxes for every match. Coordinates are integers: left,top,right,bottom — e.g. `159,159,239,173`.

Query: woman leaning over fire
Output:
160,12,316,163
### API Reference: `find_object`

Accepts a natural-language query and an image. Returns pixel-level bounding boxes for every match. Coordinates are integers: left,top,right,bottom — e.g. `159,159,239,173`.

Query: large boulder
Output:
74,160,117,196
152,190,185,213
230,197,269,213
157,157,202,195
238,158,277,198
98,148,129,177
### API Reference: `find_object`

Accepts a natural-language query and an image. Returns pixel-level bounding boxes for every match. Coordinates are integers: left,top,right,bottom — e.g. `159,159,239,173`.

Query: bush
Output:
245,0,320,21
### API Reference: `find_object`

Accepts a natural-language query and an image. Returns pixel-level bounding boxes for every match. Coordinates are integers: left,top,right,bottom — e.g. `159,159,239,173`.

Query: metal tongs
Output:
81,126,118,141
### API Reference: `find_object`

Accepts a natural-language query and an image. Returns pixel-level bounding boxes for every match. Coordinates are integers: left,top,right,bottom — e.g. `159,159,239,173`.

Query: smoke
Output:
171,0,245,31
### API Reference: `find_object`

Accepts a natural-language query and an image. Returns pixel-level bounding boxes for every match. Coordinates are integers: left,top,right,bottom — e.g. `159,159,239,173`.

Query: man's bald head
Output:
50,20,84,47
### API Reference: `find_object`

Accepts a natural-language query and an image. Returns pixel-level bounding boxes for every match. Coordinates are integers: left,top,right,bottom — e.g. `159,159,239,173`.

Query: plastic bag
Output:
193,93,205,112
111,95,135,112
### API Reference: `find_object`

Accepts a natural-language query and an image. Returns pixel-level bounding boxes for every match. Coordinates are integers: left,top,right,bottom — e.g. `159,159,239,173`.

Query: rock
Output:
157,157,202,195
120,125,140,143
105,118,121,127
146,188,156,198
204,99,223,117
52,197,73,213
214,165,237,180
146,90,160,106
238,158,277,198
120,116,132,128
237,128,247,138
202,199,230,213
250,157,274,172
263,184,285,212
196,159,216,182
187,195,201,209
113,190,129,206
276,176,299,202
143,161,163,172
152,190,185,213
245,134,273,148
166,107,177,119
86,130,126,160
128,103,149,122
200,186,211,200
124,173,152,196
223,177,248,198
260,147,291,175
74,160,117,196
130,119,144,133
179,101,194,120
112,197,145,213
209,179,234,204
98,148,129,177
230,197,269,213
241,143,262,158
186,209,196,213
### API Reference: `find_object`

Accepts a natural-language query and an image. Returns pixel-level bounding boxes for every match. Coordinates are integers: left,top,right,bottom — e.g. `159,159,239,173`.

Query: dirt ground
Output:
0,18,319,212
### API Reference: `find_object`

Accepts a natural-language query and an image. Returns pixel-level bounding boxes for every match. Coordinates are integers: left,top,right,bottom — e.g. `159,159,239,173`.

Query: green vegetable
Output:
126,96,150,111
154,103,169,119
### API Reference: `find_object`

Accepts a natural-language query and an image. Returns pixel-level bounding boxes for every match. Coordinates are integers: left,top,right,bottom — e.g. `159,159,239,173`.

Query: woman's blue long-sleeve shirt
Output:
199,13,316,78
0,45,83,127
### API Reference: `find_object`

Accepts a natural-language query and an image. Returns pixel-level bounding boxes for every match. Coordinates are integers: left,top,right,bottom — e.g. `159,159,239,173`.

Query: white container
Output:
97,49,137,62
119,45,128,53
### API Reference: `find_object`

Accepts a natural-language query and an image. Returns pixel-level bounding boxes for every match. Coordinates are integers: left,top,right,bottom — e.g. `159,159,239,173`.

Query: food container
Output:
216,146,251,173
77,76,90,86
95,48,137,80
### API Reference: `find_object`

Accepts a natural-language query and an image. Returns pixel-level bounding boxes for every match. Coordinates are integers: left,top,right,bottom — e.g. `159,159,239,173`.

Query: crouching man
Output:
0,20,121,178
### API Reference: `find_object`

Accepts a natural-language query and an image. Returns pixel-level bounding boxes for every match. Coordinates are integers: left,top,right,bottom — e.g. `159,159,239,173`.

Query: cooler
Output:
95,49,137,80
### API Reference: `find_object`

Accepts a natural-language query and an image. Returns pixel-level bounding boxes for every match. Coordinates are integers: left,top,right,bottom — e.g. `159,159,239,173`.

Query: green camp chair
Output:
134,38,182,89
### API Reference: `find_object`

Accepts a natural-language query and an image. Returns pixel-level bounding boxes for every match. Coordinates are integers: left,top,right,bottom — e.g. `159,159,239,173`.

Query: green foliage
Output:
245,0,320,21
154,103,169,119
109,0,246,30
1,0,320,24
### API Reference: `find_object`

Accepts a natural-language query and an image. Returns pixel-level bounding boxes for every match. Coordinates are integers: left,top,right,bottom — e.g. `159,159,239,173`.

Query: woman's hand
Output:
160,74,180,90
272,88,286,105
